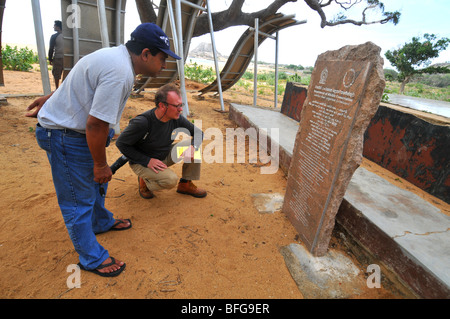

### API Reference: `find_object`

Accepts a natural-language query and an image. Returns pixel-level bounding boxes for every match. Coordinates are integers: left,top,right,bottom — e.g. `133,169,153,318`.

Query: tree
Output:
385,34,450,94
136,0,400,37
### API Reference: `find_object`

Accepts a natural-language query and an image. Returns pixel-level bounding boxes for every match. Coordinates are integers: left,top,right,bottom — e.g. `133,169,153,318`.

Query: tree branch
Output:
325,15,394,27
335,0,363,10
192,0,297,37
304,0,328,28
319,0,333,7
133,0,400,37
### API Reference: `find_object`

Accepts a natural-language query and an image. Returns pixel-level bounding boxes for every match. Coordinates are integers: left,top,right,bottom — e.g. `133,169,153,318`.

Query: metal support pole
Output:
249,19,306,108
205,0,224,111
71,0,80,64
248,27,276,40
113,0,123,135
31,0,51,95
166,0,179,56
253,18,258,107
174,0,189,117
97,0,109,48
115,0,122,46
180,0,204,11
170,0,224,113
274,31,279,108
161,4,169,31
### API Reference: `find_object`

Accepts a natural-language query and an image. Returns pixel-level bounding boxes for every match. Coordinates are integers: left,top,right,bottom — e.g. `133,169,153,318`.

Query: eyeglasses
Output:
163,101,184,109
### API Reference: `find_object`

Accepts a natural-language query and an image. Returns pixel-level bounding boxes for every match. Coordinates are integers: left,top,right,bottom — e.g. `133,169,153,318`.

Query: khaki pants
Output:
130,140,201,192
52,58,64,80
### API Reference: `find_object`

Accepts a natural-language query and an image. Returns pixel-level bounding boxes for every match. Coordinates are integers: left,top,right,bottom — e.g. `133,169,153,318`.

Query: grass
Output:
184,61,449,103
384,81,450,102
229,70,310,101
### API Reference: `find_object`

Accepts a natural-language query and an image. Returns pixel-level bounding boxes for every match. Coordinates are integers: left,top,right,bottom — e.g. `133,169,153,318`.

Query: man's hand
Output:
148,158,167,173
25,93,53,118
93,163,112,184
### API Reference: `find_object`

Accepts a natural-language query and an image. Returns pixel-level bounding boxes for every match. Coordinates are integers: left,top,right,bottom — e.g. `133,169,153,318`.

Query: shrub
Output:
184,62,216,84
413,73,450,88
384,69,398,81
2,45,39,71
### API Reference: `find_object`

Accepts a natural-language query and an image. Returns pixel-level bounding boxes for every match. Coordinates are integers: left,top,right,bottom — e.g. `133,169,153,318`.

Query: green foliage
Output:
385,33,450,94
385,34,450,79
384,68,398,81
242,71,253,80
2,45,39,71
286,64,304,71
241,70,306,85
184,62,216,84
413,73,450,88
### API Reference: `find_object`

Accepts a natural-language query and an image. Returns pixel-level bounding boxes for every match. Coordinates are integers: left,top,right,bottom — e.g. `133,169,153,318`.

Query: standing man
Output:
48,20,64,89
26,23,181,277
116,83,207,199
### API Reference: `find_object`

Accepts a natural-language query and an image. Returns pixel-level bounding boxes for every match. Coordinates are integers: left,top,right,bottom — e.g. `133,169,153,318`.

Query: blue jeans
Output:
36,124,116,269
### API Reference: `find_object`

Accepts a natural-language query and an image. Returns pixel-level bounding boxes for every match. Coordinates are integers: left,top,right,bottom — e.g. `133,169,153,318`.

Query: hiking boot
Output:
176,180,207,198
138,177,154,199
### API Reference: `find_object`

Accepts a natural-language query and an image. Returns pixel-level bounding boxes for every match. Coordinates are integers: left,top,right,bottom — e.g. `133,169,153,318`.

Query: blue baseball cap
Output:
130,23,181,60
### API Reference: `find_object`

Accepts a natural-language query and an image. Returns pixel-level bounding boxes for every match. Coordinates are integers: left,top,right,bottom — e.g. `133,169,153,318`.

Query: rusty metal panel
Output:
280,82,307,122
363,105,450,203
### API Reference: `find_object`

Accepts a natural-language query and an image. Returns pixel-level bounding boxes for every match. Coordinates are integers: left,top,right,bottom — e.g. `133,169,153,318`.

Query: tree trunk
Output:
135,0,157,23
399,75,411,94
399,80,406,94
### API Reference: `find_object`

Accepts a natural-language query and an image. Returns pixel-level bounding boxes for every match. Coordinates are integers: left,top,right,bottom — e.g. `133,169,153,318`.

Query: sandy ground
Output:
1,68,448,300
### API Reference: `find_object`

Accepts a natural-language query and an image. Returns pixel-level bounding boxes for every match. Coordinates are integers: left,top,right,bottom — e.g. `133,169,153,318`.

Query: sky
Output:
2,0,450,69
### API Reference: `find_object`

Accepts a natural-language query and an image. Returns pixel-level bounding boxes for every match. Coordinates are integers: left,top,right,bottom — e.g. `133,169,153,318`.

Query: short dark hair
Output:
155,83,181,108
54,20,62,29
125,40,160,56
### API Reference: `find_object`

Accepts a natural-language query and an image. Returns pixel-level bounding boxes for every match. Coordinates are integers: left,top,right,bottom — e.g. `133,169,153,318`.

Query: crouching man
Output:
116,83,206,199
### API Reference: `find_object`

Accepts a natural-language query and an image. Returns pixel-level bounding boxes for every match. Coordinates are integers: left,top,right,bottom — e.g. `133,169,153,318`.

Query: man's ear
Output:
141,48,151,61
157,101,167,109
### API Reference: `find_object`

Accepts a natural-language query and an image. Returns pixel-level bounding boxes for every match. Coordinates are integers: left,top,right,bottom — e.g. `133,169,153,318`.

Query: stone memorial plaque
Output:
282,42,385,256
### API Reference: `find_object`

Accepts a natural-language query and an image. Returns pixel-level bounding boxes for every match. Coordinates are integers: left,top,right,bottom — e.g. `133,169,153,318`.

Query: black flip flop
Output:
110,218,132,231
78,257,126,277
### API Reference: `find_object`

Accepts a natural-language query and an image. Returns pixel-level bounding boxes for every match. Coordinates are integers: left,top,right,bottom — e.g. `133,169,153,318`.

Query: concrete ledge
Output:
341,167,450,298
229,103,297,174
229,103,450,298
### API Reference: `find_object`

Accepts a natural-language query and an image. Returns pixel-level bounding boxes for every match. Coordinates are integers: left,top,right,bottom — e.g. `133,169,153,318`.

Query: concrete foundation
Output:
280,243,366,299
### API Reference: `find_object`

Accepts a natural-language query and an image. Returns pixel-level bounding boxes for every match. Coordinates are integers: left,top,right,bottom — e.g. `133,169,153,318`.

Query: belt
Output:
37,123,85,137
